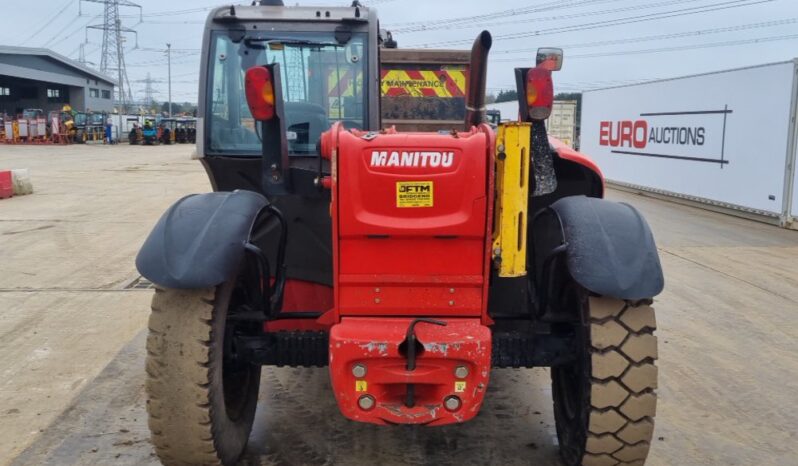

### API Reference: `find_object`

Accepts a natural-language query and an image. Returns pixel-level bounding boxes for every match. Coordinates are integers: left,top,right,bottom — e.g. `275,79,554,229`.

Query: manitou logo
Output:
369,150,455,168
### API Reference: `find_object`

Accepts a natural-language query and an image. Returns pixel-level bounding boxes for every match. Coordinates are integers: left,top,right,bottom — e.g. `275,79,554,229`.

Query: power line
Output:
493,17,798,55
171,71,200,78
20,0,76,44
413,0,774,47
489,32,798,66
42,14,99,50
392,0,701,33
135,20,204,25
387,0,622,29
119,4,217,18
40,13,85,48
127,57,196,67
567,32,798,59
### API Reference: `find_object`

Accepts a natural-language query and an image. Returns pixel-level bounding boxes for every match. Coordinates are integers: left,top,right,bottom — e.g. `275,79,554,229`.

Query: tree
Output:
161,102,184,115
495,89,518,103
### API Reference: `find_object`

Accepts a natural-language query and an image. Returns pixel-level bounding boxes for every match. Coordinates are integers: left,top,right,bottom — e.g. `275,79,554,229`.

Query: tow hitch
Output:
403,318,447,408
329,317,492,426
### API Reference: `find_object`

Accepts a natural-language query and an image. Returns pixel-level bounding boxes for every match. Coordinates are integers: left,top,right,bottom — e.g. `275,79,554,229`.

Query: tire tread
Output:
581,297,658,466
145,287,223,466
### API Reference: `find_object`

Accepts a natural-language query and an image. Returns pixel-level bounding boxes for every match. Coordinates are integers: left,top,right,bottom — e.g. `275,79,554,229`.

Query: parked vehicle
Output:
136,4,663,466
141,117,159,145
159,118,176,145
128,117,143,145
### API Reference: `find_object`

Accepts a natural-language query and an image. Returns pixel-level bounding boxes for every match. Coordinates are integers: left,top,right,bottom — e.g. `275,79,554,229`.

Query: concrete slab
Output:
1,144,797,465
0,144,208,462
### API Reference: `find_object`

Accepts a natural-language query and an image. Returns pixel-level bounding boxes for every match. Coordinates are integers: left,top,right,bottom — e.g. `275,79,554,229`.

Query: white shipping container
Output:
547,101,577,149
793,157,798,219
581,60,798,228
486,100,578,148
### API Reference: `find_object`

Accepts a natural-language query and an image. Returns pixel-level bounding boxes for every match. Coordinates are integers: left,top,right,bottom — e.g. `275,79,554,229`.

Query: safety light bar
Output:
526,67,553,121
245,66,275,121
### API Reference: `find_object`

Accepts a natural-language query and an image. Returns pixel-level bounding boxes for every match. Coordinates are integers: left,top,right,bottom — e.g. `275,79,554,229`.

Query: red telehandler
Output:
136,2,663,465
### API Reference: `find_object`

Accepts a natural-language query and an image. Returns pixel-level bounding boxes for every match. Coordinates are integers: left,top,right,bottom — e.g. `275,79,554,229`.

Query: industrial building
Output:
0,46,115,116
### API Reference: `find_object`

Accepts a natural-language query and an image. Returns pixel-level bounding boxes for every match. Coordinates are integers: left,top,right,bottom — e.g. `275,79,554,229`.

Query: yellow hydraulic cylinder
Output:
492,122,531,277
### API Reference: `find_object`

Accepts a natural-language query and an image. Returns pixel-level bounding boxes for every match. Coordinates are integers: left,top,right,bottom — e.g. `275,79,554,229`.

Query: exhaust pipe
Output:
465,31,492,129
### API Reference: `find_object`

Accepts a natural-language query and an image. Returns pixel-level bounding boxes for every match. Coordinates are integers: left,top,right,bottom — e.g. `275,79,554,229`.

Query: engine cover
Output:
321,124,494,318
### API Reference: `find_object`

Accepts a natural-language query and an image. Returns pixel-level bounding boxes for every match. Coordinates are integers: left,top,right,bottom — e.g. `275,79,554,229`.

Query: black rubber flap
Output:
136,190,268,289
550,196,664,300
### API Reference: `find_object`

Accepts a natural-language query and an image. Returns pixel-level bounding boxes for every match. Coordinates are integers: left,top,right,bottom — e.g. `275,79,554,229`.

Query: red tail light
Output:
245,66,275,121
526,67,553,121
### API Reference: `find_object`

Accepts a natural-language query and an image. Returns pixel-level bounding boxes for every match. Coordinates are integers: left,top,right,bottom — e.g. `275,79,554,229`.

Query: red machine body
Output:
320,123,495,425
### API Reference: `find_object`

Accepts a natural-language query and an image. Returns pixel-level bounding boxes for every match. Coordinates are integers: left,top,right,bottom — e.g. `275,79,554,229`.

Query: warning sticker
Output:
454,381,467,393
396,181,434,208
381,68,467,98
355,380,368,392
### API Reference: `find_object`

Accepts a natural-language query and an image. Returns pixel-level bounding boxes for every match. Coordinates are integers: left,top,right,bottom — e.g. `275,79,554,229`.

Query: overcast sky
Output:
1,0,797,103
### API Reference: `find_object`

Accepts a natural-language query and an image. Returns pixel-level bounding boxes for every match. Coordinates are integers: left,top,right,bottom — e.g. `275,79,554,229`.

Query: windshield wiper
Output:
244,38,340,49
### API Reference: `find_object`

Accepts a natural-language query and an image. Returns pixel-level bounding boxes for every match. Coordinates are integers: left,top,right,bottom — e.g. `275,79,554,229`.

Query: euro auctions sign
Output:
598,108,731,166
580,61,798,216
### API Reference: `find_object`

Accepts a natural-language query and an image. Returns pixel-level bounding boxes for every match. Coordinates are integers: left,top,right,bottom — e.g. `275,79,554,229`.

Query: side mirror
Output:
536,47,563,72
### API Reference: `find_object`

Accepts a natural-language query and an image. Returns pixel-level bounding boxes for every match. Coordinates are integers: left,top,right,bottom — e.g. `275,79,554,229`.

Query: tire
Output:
145,280,261,466
552,295,658,466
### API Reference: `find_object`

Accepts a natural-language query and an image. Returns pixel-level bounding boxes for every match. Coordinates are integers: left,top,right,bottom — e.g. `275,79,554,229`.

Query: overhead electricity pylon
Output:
81,0,142,113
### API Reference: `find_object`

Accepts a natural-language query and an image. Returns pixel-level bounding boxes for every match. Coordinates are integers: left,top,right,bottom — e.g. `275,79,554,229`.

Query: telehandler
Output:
137,2,663,465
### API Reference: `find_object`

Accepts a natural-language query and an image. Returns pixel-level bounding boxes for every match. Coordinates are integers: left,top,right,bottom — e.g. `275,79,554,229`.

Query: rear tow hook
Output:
403,318,447,408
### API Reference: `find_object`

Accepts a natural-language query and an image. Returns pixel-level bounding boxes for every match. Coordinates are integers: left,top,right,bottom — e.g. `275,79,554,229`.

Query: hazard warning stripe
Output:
380,68,467,98
328,70,354,97
327,69,364,98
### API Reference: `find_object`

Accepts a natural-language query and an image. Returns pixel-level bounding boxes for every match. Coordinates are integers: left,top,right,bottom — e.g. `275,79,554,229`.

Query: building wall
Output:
0,77,114,115
84,81,114,112
0,52,115,115
0,77,72,115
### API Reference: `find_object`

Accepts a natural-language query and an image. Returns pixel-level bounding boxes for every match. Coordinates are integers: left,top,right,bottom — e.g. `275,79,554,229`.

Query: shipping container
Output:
486,100,578,148
581,60,798,229
546,100,577,149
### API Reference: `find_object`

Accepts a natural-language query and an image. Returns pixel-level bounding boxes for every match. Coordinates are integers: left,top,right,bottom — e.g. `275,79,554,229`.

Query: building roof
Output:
0,45,115,86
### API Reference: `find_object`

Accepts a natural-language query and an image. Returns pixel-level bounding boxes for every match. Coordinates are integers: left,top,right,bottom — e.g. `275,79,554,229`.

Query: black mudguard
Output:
546,196,664,300
136,190,268,289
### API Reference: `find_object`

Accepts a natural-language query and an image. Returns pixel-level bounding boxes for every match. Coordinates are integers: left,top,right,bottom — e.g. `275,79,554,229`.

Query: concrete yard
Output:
1,144,797,465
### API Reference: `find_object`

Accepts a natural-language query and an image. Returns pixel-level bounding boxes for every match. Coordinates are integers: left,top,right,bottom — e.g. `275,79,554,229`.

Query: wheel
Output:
552,294,658,466
145,277,261,465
